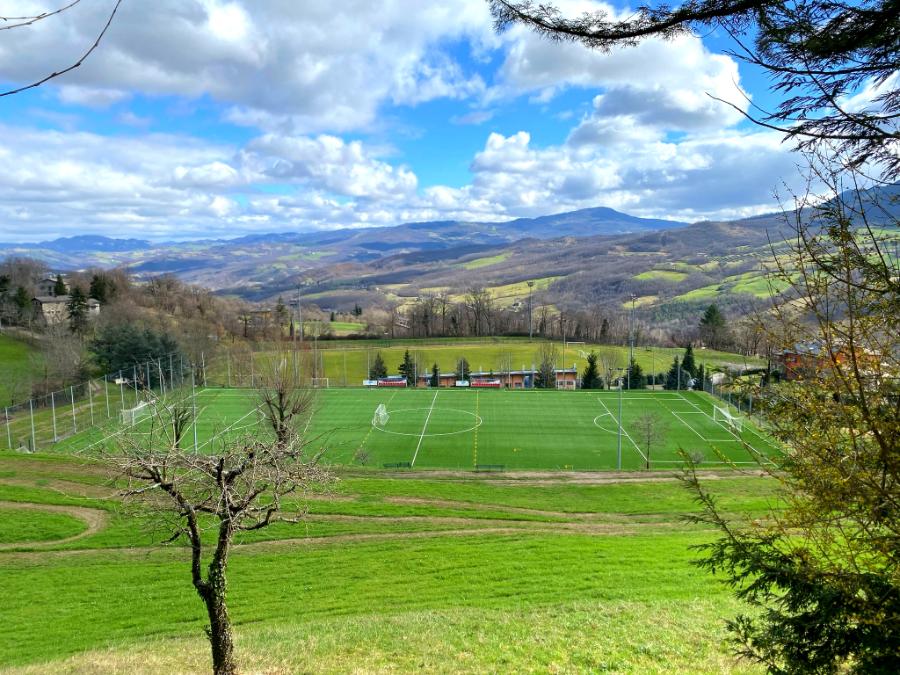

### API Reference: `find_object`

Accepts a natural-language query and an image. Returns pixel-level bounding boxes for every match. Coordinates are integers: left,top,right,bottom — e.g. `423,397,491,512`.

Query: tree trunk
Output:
202,569,236,675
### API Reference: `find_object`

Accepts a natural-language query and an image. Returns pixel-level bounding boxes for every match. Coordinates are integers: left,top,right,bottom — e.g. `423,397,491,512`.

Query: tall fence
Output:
3,352,193,452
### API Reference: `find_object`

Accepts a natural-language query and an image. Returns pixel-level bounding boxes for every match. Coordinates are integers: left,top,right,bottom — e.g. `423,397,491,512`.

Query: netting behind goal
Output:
120,401,151,426
372,403,389,428
713,405,742,432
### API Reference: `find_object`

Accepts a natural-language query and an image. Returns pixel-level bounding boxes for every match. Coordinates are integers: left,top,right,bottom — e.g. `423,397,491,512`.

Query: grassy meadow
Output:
0,453,774,673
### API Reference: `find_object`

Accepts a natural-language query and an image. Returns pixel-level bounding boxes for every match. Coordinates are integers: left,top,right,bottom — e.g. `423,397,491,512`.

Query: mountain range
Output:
2,187,896,322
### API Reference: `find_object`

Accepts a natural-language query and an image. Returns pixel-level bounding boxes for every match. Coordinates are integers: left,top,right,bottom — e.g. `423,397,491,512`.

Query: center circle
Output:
374,407,483,437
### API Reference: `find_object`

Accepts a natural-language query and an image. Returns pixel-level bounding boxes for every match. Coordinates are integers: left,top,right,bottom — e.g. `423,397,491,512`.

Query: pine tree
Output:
534,355,556,389
53,274,67,296
398,350,415,386
330,311,336,322
67,287,89,333
455,357,470,382
699,304,730,350
625,358,646,389
88,274,114,304
580,352,602,389
274,296,288,328
682,343,697,378
369,352,387,379
664,356,686,390
430,363,440,388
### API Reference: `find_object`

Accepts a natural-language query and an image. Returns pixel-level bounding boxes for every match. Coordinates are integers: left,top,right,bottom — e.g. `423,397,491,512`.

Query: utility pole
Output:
527,280,535,340
628,293,635,389
617,368,624,471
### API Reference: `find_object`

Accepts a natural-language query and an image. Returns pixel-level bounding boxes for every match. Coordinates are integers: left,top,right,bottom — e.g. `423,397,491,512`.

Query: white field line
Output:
410,390,439,467
596,396,648,463
194,404,264,453
677,393,767,455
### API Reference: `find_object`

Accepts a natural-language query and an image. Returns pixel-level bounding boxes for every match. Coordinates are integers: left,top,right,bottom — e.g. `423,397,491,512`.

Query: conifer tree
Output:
580,352,602,389
397,350,415,386
455,357,471,382
67,287,89,333
53,274,66,296
430,363,440,388
681,343,697,378
369,352,387,379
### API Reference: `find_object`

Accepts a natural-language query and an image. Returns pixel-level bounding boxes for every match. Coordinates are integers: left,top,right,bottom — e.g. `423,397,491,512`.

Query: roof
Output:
417,368,578,379
33,295,100,306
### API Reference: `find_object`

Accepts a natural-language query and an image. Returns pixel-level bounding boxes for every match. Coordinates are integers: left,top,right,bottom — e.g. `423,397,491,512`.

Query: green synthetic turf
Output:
58,388,779,471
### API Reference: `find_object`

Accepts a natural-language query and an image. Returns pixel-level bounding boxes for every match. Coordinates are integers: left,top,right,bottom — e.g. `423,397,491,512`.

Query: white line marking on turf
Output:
596,396,648,463
410,390,439,467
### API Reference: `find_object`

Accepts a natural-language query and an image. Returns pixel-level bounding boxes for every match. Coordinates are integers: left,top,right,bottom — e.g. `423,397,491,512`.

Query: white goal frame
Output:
372,403,389,428
120,401,152,426
713,405,742,432
310,377,329,388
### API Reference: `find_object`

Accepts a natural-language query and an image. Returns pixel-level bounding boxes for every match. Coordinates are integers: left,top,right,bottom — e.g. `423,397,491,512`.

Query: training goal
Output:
713,405,742,433
372,403,389,428
120,401,152,426
310,377,329,388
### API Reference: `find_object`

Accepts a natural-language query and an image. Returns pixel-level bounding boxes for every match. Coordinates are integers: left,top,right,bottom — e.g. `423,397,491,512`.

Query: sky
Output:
0,0,814,243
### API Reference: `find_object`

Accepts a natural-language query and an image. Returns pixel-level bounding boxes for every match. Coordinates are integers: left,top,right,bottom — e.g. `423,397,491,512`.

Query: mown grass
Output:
458,252,510,270
0,333,40,407
0,506,86,544
0,454,774,672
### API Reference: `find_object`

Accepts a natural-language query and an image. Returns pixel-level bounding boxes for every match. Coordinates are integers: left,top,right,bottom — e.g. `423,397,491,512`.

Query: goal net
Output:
120,401,152,426
310,377,329,388
372,403,389,428
713,405,742,432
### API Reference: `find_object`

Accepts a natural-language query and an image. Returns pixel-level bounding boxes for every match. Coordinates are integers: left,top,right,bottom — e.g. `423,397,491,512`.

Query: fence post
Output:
250,354,255,388
104,376,110,418
70,386,77,434
88,380,95,426
227,356,231,388
119,371,125,412
5,407,11,449
29,399,36,452
159,358,165,396
169,353,174,392
51,391,58,441
201,352,206,387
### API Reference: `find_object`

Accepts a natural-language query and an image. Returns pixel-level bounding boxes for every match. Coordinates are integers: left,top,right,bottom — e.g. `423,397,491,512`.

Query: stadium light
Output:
614,367,625,471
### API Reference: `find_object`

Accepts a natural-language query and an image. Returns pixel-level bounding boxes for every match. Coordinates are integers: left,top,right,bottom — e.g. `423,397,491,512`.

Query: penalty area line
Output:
410,389,439,467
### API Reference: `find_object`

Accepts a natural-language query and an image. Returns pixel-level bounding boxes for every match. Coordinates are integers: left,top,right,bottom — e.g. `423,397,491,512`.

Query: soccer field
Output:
66,387,779,471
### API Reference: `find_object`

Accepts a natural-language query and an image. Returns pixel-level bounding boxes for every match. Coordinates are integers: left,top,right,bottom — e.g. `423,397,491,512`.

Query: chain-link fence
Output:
3,352,191,452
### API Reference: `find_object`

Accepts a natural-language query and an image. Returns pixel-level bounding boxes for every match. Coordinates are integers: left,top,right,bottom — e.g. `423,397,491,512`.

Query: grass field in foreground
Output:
59,388,779,471
0,453,775,672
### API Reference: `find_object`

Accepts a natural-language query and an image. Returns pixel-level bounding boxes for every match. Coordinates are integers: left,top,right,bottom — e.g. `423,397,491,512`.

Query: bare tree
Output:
112,390,329,675
1,0,125,98
256,350,316,445
634,412,667,470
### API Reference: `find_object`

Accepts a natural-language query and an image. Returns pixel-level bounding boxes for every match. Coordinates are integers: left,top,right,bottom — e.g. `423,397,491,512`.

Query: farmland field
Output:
58,387,779,471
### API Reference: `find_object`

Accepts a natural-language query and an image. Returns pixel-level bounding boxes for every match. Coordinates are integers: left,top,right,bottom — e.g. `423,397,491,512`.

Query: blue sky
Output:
0,0,810,243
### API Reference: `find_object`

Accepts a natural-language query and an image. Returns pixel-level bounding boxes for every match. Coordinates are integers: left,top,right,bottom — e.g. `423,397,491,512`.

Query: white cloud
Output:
0,0,493,133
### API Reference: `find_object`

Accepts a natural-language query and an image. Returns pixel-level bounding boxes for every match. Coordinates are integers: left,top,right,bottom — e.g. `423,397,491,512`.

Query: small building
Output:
32,296,100,326
776,340,879,381
416,368,579,389
36,276,67,297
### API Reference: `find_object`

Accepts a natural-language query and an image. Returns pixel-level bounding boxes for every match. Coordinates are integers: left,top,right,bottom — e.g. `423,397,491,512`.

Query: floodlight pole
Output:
191,367,198,454
617,368,623,471
527,280,535,340
628,294,635,389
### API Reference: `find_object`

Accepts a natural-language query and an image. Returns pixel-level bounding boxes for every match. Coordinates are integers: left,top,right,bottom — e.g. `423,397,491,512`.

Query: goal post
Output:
713,405,742,432
372,403,389,428
120,401,152,426
310,377,329,388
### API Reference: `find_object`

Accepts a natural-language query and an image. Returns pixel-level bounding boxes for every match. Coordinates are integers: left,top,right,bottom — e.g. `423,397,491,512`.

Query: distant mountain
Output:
0,206,687,281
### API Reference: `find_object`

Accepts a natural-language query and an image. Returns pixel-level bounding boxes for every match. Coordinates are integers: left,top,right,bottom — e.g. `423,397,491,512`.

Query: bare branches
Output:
0,0,125,98
489,0,900,179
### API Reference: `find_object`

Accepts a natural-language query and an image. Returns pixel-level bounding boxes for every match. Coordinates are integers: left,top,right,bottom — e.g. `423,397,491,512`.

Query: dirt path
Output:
0,500,109,551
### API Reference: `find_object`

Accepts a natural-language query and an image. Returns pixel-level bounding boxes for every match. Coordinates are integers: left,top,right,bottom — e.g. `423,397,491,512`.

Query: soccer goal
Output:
713,405,743,433
372,403,389,428
120,401,152,426
310,377,329,388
